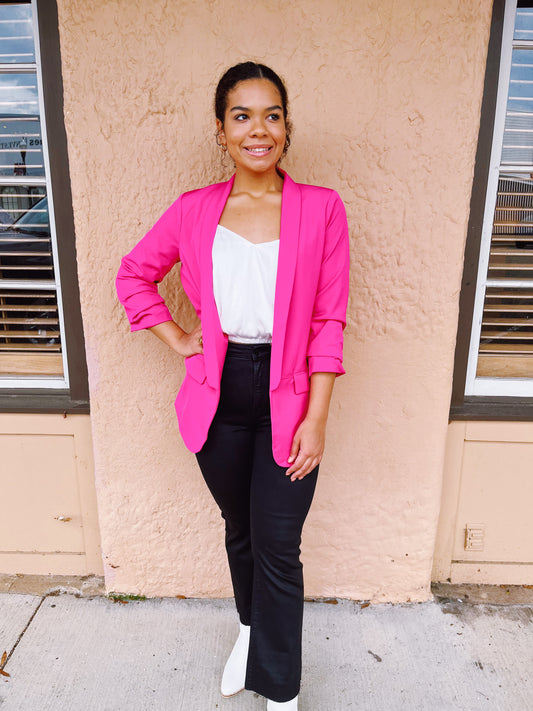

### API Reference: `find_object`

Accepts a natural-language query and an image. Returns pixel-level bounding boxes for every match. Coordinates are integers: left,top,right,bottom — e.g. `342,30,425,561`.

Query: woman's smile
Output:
243,145,273,156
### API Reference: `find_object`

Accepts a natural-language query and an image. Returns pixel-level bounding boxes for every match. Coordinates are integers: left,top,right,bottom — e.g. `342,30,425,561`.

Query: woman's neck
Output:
232,168,284,197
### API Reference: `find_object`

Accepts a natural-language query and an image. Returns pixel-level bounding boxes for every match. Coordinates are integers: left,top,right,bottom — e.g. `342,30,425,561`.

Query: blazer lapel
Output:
270,172,301,390
200,175,234,387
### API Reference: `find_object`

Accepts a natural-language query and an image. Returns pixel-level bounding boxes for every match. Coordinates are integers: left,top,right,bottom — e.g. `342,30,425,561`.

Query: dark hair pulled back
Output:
215,61,291,156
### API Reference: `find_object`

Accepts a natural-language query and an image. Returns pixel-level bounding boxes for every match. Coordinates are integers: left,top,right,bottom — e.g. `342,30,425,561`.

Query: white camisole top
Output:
212,224,280,344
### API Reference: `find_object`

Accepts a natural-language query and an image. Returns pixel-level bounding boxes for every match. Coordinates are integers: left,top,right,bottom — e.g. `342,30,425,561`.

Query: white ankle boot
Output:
267,696,298,710
220,622,250,697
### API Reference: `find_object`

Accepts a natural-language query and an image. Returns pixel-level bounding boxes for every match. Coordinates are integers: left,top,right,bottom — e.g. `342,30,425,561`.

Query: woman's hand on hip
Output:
175,323,204,357
286,416,326,481
149,321,203,357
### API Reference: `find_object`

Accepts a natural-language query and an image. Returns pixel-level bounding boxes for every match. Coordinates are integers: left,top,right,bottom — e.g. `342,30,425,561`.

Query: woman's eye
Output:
268,113,281,121
235,113,248,121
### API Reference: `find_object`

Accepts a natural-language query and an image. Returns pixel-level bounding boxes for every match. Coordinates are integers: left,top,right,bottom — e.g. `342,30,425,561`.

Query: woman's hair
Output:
215,61,291,156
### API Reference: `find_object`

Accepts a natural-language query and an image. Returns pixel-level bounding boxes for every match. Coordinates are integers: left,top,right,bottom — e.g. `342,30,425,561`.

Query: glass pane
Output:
0,288,63,376
488,174,533,281
477,286,533,377
503,49,533,164
0,75,43,177
477,175,533,378
0,4,34,64
0,186,52,281
514,7,533,42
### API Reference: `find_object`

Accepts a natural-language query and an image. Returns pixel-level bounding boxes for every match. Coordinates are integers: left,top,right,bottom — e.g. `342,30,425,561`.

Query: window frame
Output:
0,0,89,413
451,0,533,420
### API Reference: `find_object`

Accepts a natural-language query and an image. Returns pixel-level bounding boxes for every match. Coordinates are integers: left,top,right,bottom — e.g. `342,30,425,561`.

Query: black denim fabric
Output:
195,342,318,702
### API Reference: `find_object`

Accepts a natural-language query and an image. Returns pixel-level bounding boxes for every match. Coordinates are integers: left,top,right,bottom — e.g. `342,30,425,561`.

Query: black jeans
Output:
196,342,318,703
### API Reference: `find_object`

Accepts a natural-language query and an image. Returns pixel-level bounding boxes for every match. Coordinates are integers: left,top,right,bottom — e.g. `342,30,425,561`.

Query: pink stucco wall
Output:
56,0,493,601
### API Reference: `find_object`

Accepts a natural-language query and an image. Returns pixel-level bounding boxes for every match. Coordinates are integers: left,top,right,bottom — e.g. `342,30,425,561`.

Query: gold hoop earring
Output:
215,131,227,151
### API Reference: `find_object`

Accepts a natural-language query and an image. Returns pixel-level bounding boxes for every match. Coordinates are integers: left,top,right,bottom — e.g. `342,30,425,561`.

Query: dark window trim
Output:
447,0,533,421
450,397,533,421
0,0,89,414
0,389,89,413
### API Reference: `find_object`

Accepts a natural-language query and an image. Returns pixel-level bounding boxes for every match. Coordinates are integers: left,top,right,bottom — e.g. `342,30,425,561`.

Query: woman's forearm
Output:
306,371,336,423
149,320,203,358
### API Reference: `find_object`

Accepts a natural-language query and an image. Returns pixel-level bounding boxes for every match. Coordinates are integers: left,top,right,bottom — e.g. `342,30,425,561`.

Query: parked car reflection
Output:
0,196,53,280
0,197,59,349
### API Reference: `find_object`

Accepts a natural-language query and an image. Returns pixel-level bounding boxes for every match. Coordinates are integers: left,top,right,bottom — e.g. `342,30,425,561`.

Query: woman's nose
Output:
249,119,267,136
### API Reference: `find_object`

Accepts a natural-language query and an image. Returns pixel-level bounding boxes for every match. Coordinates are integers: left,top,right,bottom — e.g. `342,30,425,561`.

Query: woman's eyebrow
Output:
229,105,283,112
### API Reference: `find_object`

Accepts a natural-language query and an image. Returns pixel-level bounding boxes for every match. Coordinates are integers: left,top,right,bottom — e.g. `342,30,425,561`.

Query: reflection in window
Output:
0,3,35,64
477,176,533,377
0,2,63,381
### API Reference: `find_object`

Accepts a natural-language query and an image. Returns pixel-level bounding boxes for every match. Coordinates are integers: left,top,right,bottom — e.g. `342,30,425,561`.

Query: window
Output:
0,0,88,411
452,0,533,415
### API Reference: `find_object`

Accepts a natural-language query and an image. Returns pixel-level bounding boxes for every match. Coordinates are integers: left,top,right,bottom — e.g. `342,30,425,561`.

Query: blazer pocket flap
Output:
185,354,207,384
293,370,310,394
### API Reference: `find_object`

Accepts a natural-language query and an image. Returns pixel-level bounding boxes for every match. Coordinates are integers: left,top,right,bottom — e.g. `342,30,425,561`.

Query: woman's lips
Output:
243,146,273,156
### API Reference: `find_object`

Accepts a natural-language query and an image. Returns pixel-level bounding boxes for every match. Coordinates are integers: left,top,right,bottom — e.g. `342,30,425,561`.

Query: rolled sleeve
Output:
116,197,182,331
308,355,345,377
306,191,350,375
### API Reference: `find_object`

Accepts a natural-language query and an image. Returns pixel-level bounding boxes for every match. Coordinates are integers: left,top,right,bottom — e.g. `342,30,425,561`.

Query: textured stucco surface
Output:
56,0,493,601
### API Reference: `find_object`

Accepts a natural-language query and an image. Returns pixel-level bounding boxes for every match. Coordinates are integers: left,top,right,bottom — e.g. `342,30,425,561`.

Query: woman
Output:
116,62,349,709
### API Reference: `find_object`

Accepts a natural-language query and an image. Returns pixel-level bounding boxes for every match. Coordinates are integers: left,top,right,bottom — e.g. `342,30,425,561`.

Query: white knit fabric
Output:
212,224,279,344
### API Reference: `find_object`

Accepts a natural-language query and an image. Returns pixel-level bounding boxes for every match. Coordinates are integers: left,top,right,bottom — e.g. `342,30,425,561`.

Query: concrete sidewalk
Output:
0,589,532,711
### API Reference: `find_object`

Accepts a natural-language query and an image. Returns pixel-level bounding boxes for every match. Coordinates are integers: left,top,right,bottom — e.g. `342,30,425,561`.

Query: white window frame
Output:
0,0,69,390
465,0,533,397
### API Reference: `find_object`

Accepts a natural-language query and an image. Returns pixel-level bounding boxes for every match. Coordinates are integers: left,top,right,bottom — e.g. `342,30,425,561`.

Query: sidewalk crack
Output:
1,595,47,674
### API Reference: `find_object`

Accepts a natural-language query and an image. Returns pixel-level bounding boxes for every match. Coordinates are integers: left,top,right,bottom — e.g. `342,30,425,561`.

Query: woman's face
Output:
216,78,287,176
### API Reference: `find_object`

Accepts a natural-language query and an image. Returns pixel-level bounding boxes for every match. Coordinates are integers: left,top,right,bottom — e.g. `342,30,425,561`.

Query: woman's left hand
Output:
286,416,326,482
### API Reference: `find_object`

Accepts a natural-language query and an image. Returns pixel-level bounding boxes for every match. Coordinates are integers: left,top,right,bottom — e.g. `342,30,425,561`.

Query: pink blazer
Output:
116,171,350,466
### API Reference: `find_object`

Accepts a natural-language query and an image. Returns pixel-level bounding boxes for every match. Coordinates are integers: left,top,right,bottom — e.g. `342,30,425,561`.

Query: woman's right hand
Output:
149,321,203,358
175,323,204,357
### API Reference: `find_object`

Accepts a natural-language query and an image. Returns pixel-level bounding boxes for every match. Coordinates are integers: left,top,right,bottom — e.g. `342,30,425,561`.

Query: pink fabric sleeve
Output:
116,197,182,331
307,191,350,377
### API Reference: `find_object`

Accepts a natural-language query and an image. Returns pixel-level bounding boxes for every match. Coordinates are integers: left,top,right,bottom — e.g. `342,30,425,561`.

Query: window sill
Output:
0,390,89,414
450,397,533,421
